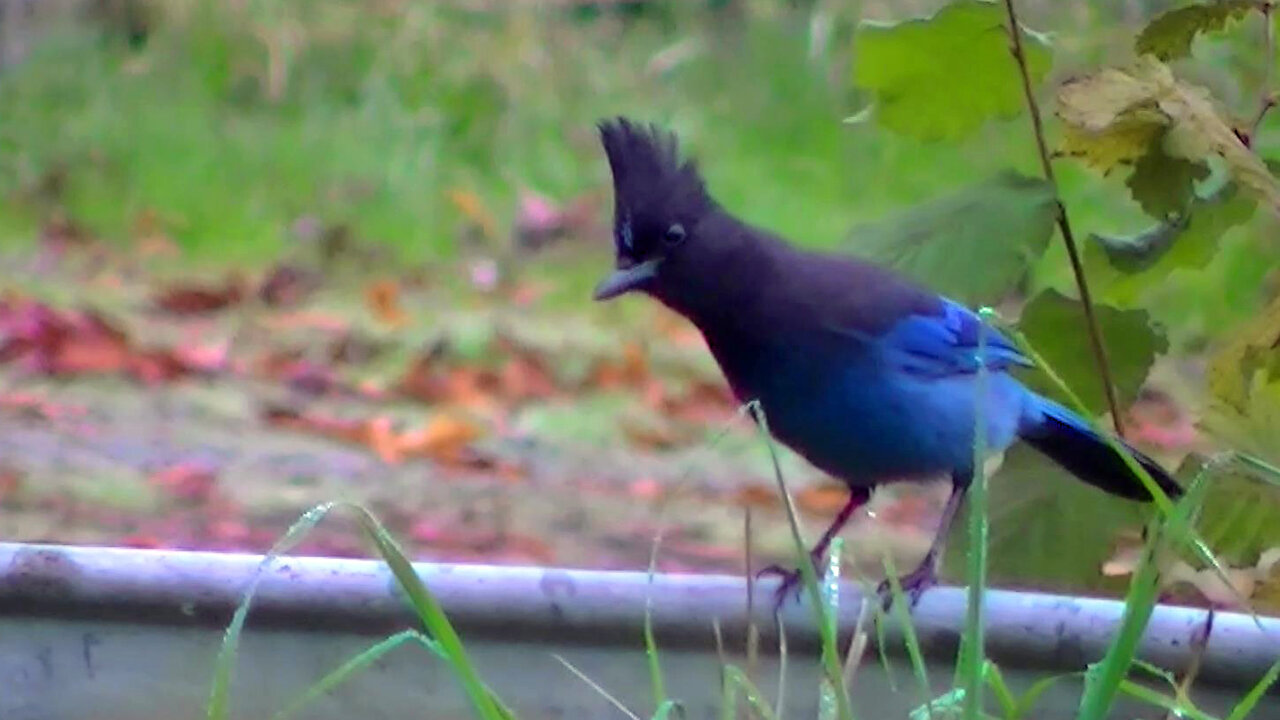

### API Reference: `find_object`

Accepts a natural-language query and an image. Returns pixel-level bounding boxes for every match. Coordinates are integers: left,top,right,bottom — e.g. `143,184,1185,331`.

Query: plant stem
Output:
1250,3,1276,139
1001,0,1126,436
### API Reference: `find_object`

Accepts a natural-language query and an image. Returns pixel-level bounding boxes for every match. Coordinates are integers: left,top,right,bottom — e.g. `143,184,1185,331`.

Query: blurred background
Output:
1,0,1278,606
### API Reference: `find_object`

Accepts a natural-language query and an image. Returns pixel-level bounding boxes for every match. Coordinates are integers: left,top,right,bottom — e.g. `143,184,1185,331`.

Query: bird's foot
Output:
755,553,824,614
875,561,938,613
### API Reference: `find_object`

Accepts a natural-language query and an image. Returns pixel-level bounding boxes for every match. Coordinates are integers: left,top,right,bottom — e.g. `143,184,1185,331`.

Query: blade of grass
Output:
819,538,845,720
1012,672,1082,720
553,653,642,720
719,660,740,720
1226,653,1280,720
1076,461,1218,719
882,554,933,718
872,593,900,693
270,631,442,720
841,584,874,689
207,502,339,720
774,614,788,720
348,503,510,719
1117,680,1219,720
745,505,761,682
644,528,671,712
982,662,1017,720
748,400,856,720
1234,452,1280,488
959,308,995,720
723,665,782,720
651,700,684,720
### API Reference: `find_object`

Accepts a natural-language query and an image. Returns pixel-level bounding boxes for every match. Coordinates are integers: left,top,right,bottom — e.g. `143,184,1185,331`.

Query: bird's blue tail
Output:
1019,397,1182,502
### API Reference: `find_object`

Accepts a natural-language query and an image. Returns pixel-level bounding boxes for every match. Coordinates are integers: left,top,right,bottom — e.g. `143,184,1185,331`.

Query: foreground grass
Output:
207,424,1280,720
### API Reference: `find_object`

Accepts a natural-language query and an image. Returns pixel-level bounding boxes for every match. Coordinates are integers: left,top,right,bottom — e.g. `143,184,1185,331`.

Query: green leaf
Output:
852,0,1052,141
960,443,1144,591
1089,215,1190,273
1125,135,1210,218
1016,289,1168,415
1087,181,1255,299
1135,1,1261,61
847,171,1057,306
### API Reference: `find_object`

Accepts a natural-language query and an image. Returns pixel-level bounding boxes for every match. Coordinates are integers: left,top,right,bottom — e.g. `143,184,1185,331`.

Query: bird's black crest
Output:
596,117,713,235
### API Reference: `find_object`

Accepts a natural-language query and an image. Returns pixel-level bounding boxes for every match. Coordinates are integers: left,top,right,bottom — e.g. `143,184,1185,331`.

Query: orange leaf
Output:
733,483,780,510
448,188,499,240
796,484,851,515
397,413,483,463
367,416,403,464
365,279,408,328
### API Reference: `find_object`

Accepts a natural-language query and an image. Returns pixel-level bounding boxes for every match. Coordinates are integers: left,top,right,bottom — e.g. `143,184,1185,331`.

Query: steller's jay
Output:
590,118,1184,607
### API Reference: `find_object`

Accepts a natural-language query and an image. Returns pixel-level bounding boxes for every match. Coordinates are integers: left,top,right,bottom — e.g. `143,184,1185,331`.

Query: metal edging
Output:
0,542,1277,690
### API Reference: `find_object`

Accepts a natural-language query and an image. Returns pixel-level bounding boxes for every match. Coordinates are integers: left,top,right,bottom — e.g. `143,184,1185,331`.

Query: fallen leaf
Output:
153,276,246,315
448,188,500,240
365,279,408,328
397,413,484,464
148,462,219,504
0,466,23,505
796,484,852,515
258,263,318,307
733,483,780,510
1103,533,1280,609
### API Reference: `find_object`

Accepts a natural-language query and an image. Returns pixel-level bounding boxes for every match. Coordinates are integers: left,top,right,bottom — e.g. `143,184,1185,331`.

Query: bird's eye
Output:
663,223,686,247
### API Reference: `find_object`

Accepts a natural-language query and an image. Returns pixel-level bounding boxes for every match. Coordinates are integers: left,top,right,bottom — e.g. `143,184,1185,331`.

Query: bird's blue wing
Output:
876,299,1031,377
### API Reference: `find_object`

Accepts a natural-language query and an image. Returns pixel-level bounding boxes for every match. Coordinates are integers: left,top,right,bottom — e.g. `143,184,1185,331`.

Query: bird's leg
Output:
877,473,970,610
757,486,872,613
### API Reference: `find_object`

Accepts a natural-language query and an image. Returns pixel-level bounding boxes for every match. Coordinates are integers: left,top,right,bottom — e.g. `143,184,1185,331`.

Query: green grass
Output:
0,1,1079,268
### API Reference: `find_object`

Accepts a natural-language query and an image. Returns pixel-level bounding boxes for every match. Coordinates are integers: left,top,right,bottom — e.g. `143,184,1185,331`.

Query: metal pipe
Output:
1,542,1276,688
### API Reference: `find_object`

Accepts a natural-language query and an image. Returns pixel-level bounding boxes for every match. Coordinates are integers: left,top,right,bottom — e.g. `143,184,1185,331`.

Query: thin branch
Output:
1001,0,1126,436
1249,2,1277,139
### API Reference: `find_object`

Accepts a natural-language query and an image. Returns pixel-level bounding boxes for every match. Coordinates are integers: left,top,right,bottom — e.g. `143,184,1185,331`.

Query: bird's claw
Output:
755,561,815,614
875,563,938,613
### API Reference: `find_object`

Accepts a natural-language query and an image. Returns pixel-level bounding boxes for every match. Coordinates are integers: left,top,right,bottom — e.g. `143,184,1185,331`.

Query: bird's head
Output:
592,117,716,302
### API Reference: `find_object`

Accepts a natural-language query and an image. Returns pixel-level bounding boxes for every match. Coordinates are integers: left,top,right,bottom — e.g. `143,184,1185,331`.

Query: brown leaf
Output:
365,279,408,328
733,483,781,510
148,462,219,504
397,413,484,464
498,355,558,402
796,484,852,515
153,276,246,315
448,188,500,240
591,341,650,390
0,465,23,506
1103,533,1280,609
258,263,318,307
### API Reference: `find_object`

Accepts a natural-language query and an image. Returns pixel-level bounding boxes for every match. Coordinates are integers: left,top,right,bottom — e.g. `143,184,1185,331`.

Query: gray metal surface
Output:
0,542,1277,719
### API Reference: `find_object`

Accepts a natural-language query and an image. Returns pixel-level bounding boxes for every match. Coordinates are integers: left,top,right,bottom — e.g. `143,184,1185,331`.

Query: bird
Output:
589,117,1184,609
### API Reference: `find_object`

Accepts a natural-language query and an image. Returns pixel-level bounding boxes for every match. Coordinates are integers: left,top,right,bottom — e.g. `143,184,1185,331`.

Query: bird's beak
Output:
593,257,661,301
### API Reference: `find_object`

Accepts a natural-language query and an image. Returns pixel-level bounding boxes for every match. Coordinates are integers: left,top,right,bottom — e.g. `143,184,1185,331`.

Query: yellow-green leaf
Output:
1135,1,1261,61
853,0,1052,141
1057,57,1280,216
1056,65,1169,172
1206,291,1280,414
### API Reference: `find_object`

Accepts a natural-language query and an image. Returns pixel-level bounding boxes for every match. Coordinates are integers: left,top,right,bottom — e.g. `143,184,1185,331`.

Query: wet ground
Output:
0,243,945,581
